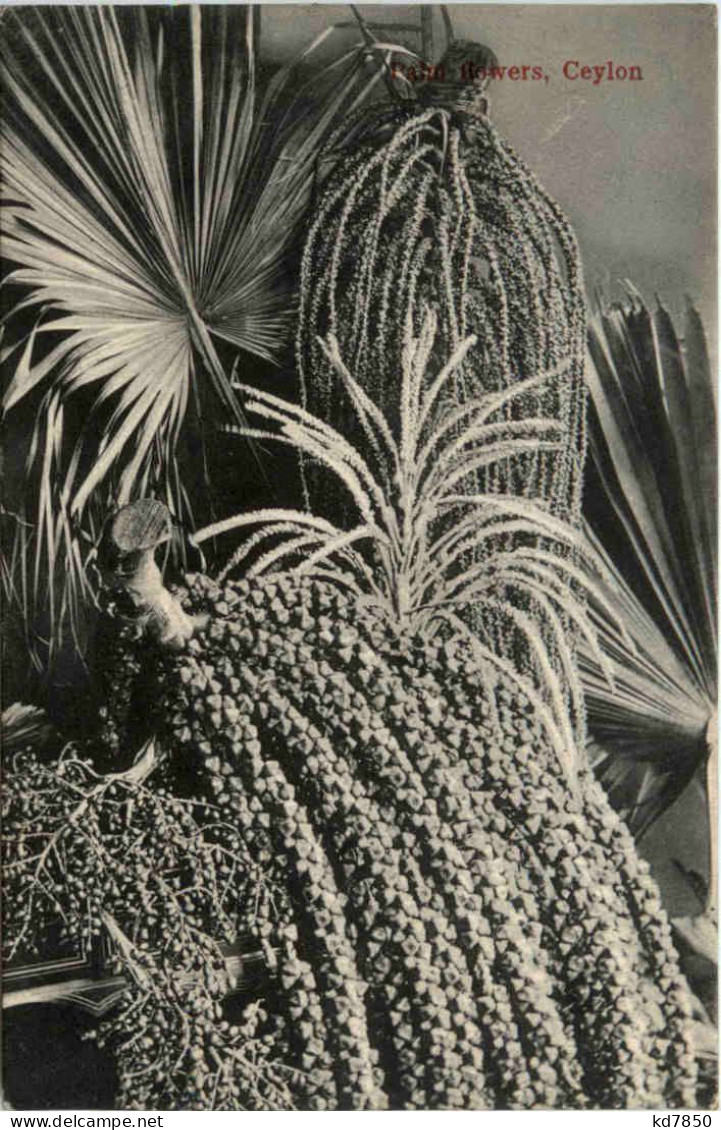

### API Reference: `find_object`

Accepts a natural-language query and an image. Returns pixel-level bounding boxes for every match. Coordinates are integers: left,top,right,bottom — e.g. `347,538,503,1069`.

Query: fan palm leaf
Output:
581,288,717,844
0,5,415,670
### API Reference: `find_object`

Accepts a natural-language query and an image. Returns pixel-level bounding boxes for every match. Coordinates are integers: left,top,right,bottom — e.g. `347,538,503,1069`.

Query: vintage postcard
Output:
1,2,717,1115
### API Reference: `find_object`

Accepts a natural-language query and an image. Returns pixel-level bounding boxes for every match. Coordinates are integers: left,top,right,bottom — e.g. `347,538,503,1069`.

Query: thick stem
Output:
123,549,199,649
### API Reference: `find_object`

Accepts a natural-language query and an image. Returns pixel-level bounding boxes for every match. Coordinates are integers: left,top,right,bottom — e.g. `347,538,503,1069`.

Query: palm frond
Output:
581,290,717,838
0,6,414,673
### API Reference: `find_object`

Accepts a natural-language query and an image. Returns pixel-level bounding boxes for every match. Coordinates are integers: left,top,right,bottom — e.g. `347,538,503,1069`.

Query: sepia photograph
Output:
0,2,717,1114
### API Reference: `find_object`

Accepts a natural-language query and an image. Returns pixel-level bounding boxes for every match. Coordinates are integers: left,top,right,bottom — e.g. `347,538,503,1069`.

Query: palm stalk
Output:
581,290,717,863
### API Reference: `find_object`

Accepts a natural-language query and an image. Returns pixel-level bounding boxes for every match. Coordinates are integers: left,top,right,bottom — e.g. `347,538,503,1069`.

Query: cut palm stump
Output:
97,500,202,649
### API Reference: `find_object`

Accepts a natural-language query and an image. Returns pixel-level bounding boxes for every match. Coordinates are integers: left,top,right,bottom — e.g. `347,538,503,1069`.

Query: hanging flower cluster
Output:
293,99,588,743
297,104,587,527
2,743,297,1110
119,568,699,1110
3,566,702,1108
